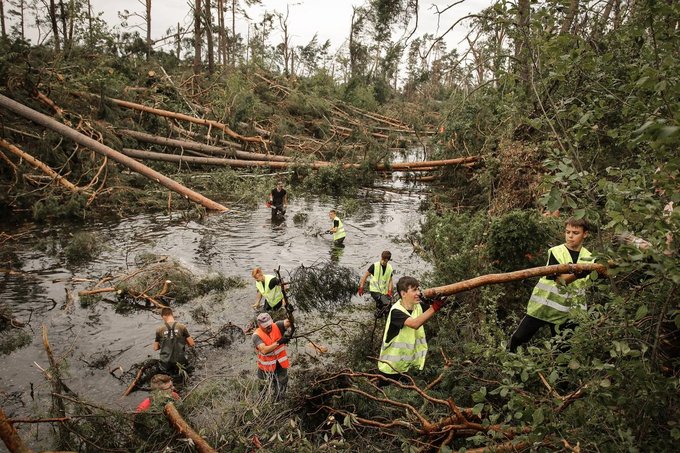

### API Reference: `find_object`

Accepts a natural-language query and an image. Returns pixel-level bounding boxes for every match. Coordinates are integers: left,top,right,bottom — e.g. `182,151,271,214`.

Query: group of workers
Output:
146,180,596,409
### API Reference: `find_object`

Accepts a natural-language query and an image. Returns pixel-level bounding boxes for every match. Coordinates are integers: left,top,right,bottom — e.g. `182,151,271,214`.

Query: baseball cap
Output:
256,312,273,328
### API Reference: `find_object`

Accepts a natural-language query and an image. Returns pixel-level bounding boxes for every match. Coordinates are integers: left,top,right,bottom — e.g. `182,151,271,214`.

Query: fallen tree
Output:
0,94,228,212
163,403,216,453
423,263,607,299
119,129,292,162
0,407,33,453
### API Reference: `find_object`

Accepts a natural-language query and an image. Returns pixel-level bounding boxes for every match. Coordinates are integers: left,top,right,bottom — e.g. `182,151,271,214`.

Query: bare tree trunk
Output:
176,22,181,59
515,0,530,96
349,7,356,79
49,0,61,51
423,263,607,299
231,0,236,66
592,0,617,41
0,94,228,212
59,0,67,48
67,0,75,49
217,0,225,64
559,0,580,34
145,0,152,61
204,0,214,73
86,0,93,44
16,0,25,40
193,0,202,74
279,6,290,76
0,0,7,39
164,403,217,453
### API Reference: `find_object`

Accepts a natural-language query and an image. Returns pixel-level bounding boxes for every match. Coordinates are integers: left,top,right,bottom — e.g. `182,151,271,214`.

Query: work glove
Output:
358,286,364,296
278,336,290,345
430,296,449,313
387,287,393,297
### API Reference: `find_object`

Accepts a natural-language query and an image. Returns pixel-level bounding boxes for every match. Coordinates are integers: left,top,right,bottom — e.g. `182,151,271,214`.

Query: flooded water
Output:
0,167,432,431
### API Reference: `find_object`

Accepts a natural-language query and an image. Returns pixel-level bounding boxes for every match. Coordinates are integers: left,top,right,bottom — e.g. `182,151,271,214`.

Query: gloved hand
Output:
358,286,364,296
430,296,448,313
387,287,393,297
278,336,290,345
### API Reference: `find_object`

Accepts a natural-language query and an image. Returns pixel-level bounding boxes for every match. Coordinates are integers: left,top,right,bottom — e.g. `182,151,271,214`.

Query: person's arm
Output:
253,291,262,309
153,329,161,351
403,308,436,330
330,219,339,233
358,270,371,293
186,336,195,347
269,190,274,202
284,192,288,207
387,276,393,297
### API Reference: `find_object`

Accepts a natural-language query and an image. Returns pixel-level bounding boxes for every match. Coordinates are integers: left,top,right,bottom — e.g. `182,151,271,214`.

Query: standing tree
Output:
118,0,153,60
193,0,201,74
49,0,60,51
204,0,214,73
1,0,7,40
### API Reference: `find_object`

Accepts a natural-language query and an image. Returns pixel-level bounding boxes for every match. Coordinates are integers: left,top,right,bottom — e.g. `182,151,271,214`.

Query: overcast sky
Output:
88,0,494,55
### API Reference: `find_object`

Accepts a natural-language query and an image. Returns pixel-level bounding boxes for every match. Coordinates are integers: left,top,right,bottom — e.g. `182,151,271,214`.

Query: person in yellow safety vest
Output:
327,209,346,246
251,267,286,311
252,312,291,399
358,250,394,318
509,217,596,352
377,276,448,383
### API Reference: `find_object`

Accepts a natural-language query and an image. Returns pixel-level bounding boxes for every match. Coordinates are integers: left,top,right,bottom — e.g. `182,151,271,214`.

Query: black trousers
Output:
509,314,577,352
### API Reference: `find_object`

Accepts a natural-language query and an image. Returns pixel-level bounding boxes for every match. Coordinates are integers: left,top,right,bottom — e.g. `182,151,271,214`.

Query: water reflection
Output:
329,242,345,264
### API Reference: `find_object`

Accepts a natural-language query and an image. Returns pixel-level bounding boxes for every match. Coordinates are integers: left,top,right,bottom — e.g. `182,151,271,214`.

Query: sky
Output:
88,0,494,55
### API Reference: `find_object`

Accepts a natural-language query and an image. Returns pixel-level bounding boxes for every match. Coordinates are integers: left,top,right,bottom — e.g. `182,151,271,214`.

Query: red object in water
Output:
266,201,272,208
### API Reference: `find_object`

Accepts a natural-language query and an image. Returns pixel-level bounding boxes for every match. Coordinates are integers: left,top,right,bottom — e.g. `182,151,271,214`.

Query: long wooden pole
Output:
0,94,228,212
0,407,33,453
119,129,292,162
422,263,607,298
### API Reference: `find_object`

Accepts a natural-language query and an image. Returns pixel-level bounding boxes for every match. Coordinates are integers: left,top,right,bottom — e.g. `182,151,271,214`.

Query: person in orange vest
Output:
252,312,292,399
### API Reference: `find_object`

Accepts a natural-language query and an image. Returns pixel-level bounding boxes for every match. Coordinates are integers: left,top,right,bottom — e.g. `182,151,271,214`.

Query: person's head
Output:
150,374,173,392
276,181,284,190
160,307,174,320
396,276,420,303
380,250,392,265
256,312,274,333
329,209,337,219
251,267,264,282
564,217,590,250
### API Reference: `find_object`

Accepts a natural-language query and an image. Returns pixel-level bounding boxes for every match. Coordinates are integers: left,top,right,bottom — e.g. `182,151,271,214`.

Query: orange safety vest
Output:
254,323,290,372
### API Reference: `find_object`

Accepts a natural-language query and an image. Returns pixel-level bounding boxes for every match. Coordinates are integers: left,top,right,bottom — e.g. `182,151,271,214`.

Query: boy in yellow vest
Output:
358,250,394,318
252,267,286,311
509,217,595,352
327,209,346,246
377,276,447,382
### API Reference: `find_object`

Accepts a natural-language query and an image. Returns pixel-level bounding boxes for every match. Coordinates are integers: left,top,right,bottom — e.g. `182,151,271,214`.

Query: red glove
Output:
387,288,393,297
431,297,448,312
358,286,364,296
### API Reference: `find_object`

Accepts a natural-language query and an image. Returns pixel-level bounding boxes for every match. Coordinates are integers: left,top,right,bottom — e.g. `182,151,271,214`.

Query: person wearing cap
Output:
268,181,288,217
377,276,448,382
252,267,287,311
153,307,195,374
252,312,292,398
358,251,394,318
135,374,180,413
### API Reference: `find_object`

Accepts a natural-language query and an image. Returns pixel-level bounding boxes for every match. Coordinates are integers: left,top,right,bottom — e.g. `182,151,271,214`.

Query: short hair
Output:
329,209,337,215
381,250,392,260
276,180,284,185
396,276,420,295
566,217,590,232
251,267,262,278
150,374,173,391
160,307,173,317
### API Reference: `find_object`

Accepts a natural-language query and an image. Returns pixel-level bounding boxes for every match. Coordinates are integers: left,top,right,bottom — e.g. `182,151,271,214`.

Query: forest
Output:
0,0,678,452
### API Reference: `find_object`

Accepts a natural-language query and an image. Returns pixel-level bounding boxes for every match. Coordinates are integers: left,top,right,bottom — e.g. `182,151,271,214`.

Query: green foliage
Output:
63,232,104,265
195,274,246,294
487,210,560,272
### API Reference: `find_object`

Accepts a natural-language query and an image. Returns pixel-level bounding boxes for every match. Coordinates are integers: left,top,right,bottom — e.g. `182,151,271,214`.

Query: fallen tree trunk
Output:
380,156,478,170
122,148,339,169
0,94,228,212
122,148,475,173
0,407,33,453
0,139,85,193
423,263,607,299
119,129,292,162
103,95,266,148
164,402,217,453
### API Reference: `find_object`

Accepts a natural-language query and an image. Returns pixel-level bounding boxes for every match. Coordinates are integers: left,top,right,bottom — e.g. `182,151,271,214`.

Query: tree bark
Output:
164,402,217,453
217,0,225,64
204,0,214,73
0,138,85,193
423,263,607,298
119,129,291,161
49,0,61,52
145,0,152,61
515,0,531,96
559,0,580,35
105,95,266,147
1,0,7,39
0,94,228,212
193,0,202,74
0,407,33,453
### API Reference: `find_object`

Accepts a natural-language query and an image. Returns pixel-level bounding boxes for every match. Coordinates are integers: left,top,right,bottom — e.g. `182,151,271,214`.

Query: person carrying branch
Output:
268,180,288,217
509,217,596,352
154,307,195,375
327,209,346,246
252,312,292,399
377,276,448,381
252,267,286,311
358,250,394,318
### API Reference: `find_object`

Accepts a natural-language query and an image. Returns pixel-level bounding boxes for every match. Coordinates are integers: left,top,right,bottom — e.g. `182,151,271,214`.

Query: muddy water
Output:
0,174,432,428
